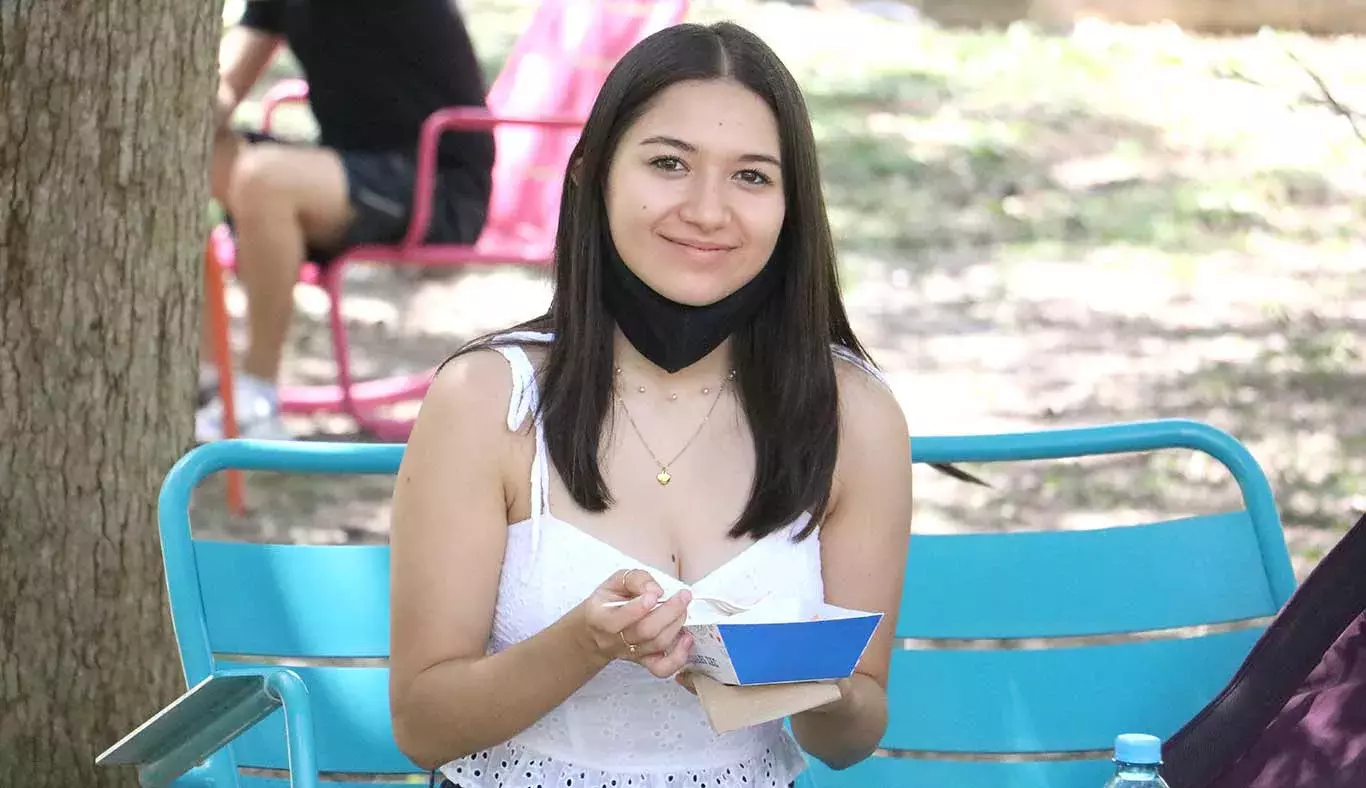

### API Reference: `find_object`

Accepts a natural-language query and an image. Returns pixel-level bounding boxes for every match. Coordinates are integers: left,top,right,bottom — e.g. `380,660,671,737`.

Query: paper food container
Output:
684,601,883,686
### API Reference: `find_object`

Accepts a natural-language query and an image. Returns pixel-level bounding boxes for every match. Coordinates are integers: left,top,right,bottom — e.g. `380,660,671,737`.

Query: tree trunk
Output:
0,1,220,785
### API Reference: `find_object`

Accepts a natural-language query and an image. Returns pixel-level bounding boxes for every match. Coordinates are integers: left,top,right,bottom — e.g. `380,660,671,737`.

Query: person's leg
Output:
197,147,487,441
196,136,353,441
228,142,352,382
210,126,247,205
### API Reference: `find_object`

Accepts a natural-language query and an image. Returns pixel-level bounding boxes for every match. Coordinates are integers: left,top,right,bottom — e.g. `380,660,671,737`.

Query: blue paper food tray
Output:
687,604,883,686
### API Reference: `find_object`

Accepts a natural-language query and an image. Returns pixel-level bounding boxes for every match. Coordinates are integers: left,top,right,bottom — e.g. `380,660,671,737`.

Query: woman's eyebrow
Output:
638,134,781,167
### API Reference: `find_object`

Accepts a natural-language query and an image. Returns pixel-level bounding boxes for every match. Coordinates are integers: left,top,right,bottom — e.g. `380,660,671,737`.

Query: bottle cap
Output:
1114,733,1162,765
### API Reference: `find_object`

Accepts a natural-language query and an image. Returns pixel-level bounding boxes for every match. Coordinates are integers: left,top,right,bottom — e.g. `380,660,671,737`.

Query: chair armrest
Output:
401,107,584,249
260,78,310,135
96,668,319,788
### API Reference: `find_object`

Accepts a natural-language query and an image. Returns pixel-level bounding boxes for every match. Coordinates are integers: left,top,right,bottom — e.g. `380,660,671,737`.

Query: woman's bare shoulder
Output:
423,347,518,423
832,354,911,501
399,346,525,510
833,354,906,434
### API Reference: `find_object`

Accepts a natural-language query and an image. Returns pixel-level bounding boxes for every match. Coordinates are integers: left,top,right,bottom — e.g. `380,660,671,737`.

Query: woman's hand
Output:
577,568,695,678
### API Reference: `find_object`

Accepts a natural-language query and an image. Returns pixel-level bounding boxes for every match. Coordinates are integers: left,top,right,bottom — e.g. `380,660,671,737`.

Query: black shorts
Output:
227,131,490,266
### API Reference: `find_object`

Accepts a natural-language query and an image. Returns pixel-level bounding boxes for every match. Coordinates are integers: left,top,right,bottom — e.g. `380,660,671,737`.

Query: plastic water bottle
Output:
1102,733,1171,787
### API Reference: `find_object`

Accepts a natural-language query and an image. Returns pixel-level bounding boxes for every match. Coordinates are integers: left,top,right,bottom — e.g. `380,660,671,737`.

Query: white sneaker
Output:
195,376,291,442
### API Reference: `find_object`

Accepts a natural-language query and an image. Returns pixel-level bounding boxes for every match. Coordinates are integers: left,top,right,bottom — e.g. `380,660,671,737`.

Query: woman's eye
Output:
649,156,686,172
736,169,774,186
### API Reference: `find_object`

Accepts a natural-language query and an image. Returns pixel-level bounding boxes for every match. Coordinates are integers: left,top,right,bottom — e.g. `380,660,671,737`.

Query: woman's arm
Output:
388,351,691,769
789,363,913,770
390,350,588,769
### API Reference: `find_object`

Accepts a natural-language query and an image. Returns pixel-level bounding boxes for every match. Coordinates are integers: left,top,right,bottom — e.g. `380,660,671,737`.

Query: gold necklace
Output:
614,369,735,486
613,366,735,401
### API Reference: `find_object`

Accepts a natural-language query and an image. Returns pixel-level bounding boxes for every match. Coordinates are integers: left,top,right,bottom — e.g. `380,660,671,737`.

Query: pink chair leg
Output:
322,264,418,441
324,266,357,412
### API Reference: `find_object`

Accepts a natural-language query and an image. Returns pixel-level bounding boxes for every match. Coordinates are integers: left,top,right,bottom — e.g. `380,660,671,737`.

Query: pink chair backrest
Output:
479,0,690,257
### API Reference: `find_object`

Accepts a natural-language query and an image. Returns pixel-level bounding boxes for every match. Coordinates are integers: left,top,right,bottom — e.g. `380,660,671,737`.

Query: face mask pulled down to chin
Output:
600,247,782,374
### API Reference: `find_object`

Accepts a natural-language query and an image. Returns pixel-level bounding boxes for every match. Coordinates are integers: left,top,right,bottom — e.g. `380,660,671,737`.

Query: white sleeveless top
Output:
436,331,837,788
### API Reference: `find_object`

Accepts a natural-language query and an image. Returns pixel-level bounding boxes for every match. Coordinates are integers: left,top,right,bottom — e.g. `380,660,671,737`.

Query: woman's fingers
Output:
579,569,669,659
639,631,695,678
594,569,665,633
622,589,691,651
596,569,700,669
602,589,661,632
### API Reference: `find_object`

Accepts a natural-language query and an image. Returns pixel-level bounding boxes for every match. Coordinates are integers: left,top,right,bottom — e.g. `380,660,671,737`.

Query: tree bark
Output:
0,1,220,785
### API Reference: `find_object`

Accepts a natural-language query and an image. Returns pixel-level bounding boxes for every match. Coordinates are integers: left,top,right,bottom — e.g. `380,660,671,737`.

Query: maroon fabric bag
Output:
1162,511,1366,788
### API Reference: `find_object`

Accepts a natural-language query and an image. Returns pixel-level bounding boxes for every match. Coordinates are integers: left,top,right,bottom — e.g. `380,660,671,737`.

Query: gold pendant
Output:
656,469,672,486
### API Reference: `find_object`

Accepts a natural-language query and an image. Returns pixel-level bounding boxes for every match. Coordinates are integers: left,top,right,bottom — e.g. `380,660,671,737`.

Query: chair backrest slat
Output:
900,512,1278,639
196,542,390,658
883,627,1266,753
238,775,418,788
805,754,1113,788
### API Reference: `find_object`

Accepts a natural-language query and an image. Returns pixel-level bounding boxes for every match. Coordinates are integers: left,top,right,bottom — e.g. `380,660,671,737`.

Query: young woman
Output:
389,21,913,788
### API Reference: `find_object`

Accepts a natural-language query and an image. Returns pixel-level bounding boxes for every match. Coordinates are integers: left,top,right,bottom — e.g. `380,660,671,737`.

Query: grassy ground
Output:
200,0,1366,580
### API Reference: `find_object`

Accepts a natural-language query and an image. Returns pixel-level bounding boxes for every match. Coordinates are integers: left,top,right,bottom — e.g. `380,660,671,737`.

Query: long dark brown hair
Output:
450,21,874,541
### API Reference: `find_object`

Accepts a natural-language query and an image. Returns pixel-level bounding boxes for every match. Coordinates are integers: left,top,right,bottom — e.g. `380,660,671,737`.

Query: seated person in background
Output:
197,0,495,441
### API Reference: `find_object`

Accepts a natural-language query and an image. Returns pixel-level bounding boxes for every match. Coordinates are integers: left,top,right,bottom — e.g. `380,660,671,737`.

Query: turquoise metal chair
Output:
97,441,409,788
97,418,1294,788
800,418,1296,788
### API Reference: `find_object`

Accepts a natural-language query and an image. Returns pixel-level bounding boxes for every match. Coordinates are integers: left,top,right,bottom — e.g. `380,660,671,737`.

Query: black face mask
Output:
601,246,783,374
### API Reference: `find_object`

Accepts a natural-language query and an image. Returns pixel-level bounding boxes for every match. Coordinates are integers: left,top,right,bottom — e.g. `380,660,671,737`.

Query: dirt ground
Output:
195,0,1366,583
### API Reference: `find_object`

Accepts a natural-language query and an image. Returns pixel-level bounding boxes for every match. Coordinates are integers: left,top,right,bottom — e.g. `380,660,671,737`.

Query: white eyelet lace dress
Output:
436,331,827,788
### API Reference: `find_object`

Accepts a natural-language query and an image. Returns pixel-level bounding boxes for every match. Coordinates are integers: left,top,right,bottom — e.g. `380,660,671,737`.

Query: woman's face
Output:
604,78,786,307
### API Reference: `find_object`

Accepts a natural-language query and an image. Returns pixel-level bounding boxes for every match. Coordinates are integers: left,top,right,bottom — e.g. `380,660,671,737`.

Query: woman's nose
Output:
678,173,728,230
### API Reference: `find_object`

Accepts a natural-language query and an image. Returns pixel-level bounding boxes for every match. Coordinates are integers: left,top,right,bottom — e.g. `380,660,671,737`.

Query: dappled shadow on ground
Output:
279,262,551,389
871,282,1366,581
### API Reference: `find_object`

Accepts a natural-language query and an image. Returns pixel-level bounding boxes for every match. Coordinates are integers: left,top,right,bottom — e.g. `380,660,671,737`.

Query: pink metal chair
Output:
208,0,690,442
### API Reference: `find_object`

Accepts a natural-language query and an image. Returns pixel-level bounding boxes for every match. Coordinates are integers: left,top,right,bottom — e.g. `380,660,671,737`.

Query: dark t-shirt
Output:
239,0,494,192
